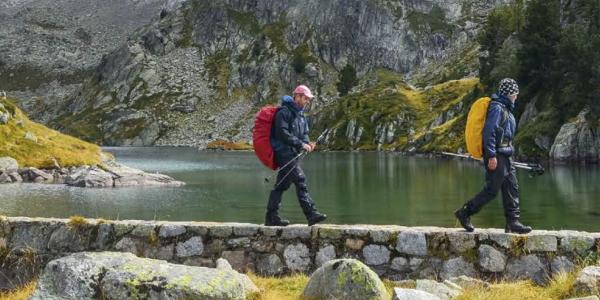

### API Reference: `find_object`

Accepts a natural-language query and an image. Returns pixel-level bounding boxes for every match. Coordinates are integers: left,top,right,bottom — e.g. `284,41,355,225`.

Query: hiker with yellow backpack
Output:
455,78,532,234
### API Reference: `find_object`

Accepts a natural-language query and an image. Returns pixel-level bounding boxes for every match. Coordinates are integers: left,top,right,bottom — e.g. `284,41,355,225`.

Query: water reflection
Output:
0,148,598,231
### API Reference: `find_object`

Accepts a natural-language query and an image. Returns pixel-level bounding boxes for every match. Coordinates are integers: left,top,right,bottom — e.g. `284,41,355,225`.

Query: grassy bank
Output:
1,270,595,300
0,98,104,168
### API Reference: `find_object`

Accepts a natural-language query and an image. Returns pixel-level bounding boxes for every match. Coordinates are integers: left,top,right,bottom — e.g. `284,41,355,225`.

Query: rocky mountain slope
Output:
2,0,506,147
2,0,598,162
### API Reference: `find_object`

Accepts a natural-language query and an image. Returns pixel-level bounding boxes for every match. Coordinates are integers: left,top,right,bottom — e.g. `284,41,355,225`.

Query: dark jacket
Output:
483,93,516,158
271,95,309,163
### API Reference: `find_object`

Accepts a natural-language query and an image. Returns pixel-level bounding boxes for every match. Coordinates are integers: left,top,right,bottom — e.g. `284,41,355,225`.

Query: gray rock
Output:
561,234,595,256
66,167,114,188
176,236,204,257
114,237,138,254
221,250,246,271
103,161,185,187
319,227,343,239
391,257,410,272
216,258,233,270
232,225,259,236
0,157,18,171
486,233,513,248
227,237,251,248
47,226,89,252
209,225,233,238
550,109,600,161
392,288,442,300
20,167,52,183
525,234,557,252
363,244,391,266
478,244,506,273
447,276,490,289
447,232,476,253
24,131,37,143
284,243,311,272
303,259,389,300
551,256,575,274
147,244,175,261
158,224,186,238
574,266,600,295
396,231,428,256
370,229,392,243
316,244,337,267
440,257,476,280
506,255,548,285
281,226,312,239
30,252,258,300
256,254,284,276
0,172,11,184
416,279,462,300
565,296,599,300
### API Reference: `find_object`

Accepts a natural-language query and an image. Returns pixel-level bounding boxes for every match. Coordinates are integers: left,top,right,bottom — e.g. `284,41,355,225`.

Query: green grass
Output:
311,69,483,152
0,98,104,168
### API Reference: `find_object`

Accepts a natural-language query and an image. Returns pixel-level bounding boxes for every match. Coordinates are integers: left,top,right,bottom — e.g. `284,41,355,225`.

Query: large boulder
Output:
303,259,389,300
574,266,600,295
550,109,600,162
65,167,114,188
31,252,258,300
0,157,18,171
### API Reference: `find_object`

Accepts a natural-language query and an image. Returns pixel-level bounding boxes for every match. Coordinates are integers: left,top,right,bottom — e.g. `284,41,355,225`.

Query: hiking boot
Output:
307,211,327,226
505,220,532,234
454,206,474,232
265,214,290,227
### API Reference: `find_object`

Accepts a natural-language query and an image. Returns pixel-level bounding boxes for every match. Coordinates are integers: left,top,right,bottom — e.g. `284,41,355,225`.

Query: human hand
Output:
309,142,316,151
303,143,313,152
488,157,497,171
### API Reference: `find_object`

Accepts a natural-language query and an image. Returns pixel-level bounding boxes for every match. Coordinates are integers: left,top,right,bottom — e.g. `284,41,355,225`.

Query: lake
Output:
1,147,599,231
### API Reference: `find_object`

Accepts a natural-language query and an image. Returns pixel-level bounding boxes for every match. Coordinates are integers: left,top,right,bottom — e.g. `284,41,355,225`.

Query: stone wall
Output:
1,217,599,289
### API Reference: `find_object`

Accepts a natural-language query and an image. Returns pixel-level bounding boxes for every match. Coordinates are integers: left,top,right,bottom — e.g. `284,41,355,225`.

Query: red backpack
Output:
252,106,279,170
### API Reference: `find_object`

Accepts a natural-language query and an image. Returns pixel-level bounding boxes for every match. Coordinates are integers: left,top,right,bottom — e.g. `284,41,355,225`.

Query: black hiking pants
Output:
463,154,521,221
266,156,317,219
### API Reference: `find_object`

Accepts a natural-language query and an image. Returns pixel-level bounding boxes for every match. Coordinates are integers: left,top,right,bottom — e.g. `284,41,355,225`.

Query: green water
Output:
0,147,599,231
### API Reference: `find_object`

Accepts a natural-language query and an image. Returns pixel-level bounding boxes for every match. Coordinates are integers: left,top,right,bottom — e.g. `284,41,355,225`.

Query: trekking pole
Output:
264,129,330,185
439,152,545,176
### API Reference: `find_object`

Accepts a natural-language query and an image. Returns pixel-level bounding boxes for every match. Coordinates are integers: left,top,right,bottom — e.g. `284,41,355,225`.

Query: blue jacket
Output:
483,93,516,158
271,95,309,163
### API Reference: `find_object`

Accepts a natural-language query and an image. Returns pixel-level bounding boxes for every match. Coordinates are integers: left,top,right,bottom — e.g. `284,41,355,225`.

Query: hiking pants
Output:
463,154,521,221
266,160,317,218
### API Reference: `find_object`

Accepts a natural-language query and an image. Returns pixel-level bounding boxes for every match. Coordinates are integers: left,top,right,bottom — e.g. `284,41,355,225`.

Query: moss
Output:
427,233,450,260
509,236,529,257
262,17,289,54
148,231,159,247
226,7,261,35
68,216,88,230
204,50,232,100
406,4,454,36
462,247,479,264
0,98,104,168
176,6,194,48
206,140,253,151
291,43,317,74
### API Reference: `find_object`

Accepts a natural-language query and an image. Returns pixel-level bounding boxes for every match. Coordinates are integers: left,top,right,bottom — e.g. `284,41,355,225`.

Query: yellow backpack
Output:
465,97,491,159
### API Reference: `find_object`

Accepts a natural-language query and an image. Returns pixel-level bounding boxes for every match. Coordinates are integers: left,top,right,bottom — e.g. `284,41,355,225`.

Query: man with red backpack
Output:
264,85,327,226
455,78,532,234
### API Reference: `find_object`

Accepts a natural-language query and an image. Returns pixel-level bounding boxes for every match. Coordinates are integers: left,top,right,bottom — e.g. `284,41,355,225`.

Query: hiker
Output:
455,78,532,234
265,85,327,226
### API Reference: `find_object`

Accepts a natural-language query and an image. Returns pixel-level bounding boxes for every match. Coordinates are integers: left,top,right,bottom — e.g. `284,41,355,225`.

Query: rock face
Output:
303,259,389,300
550,109,600,162
3,0,505,147
31,251,258,300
